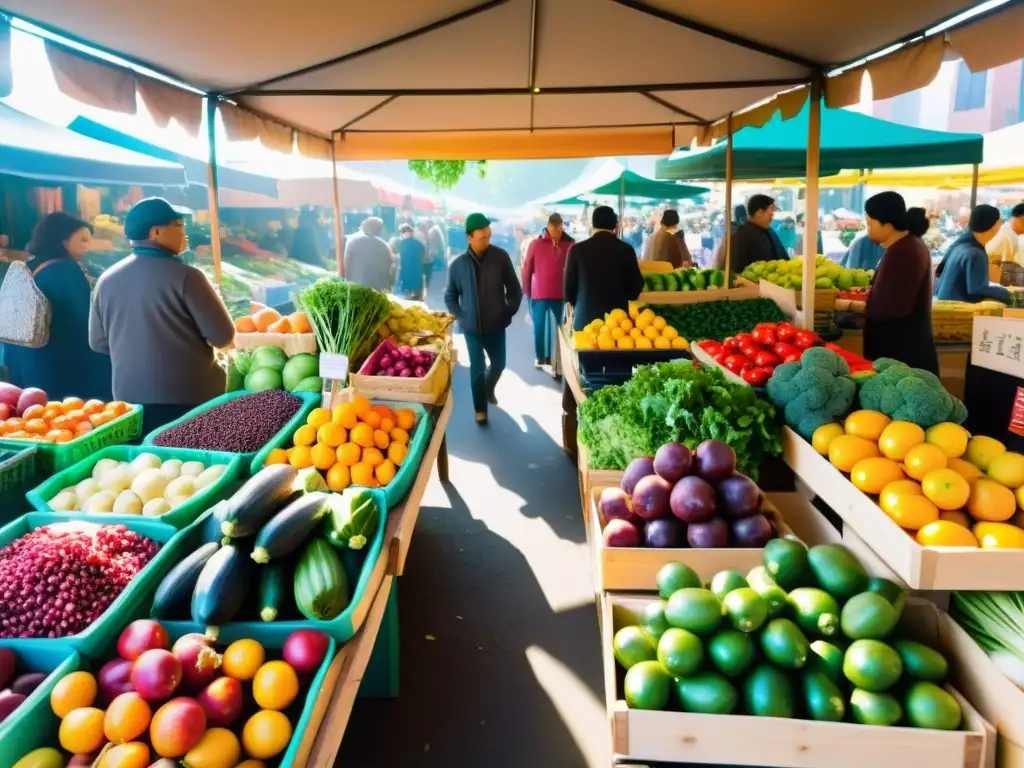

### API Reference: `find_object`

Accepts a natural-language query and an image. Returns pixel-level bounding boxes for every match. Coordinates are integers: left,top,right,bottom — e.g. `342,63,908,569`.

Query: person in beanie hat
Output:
934,203,1011,304
89,196,235,434
444,212,523,425
522,212,574,368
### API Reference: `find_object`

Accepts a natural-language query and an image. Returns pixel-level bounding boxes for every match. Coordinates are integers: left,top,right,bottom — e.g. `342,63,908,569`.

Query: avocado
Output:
657,628,704,677
613,626,657,670
840,592,900,641
746,566,788,617
709,570,748,601
640,600,671,643
657,562,702,599
623,660,672,710
723,587,769,633
843,639,903,692
802,671,846,722
675,672,738,715
905,682,962,730
760,618,810,669
850,688,904,726
893,639,949,684
665,588,724,636
808,640,845,683
708,629,756,678
787,587,840,638
744,664,796,718
866,576,907,615
763,538,814,590
808,544,869,599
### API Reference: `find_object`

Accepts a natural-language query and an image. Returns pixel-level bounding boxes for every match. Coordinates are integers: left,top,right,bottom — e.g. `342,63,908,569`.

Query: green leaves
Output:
296,278,391,360
653,299,786,342
407,160,488,190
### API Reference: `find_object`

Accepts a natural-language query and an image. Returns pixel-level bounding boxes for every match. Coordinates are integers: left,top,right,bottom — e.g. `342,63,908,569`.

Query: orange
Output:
83,400,105,415
46,429,75,444
222,639,266,681
74,421,93,435
380,417,396,433
242,710,292,761
396,408,417,431
967,478,1016,522
1,418,23,434
24,418,48,434
326,463,351,492
20,404,45,421
306,407,332,429
375,460,397,486
881,493,939,531
336,443,362,466
100,742,150,768
108,401,130,416
828,435,879,473
372,429,390,450
59,706,106,754
235,316,257,333
388,442,408,466
903,443,948,481
916,520,978,548
973,521,1024,549
371,405,396,422
811,423,844,455
332,403,358,430
287,445,313,469
317,422,347,448
310,443,336,471
947,457,983,482
104,692,152,743
921,469,972,511
66,408,87,423
292,424,317,447
844,410,891,442
351,462,377,487
268,317,293,334
290,311,311,333
62,396,85,411
877,421,925,461
50,671,98,718
362,446,384,468
361,410,382,430
253,307,282,332
390,427,410,445
925,422,970,458
940,509,972,527
265,448,289,465
351,395,372,419
89,412,114,428
51,414,73,430
351,423,375,448
252,661,299,711
850,457,905,495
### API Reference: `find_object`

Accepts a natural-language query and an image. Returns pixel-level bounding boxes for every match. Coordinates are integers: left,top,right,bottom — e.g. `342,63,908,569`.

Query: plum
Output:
687,517,729,548
716,474,763,520
644,518,684,548
653,442,692,484
621,456,655,496
694,440,736,482
603,518,641,547
599,487,633,523
631,475,672,520
669,476,717,523
732,514,773,547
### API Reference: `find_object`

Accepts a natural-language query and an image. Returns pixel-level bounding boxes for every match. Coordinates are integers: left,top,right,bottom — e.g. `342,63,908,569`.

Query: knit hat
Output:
124,197,184,240
592,205,617,230
969,204,1001,234
465,212,491,234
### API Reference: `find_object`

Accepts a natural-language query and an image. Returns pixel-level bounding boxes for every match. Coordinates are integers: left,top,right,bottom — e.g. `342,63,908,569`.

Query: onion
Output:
399,368,413,377
414,366,427,377
379,355,393,369
383,367,397,377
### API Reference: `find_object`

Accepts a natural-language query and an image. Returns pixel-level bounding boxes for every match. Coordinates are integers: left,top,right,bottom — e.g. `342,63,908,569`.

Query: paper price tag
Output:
319,353,349,381
1010,387,1024,437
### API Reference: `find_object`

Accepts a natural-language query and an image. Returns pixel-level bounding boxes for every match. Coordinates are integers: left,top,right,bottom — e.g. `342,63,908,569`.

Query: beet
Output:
131,649,182,701
644,518,684,548
0,692,25,723
632,475,672,520
98,658,135,705
603,518,641,547
10,672,45,696
653,442,692,484
716,474,763,520
621,457,655,495
152,390,303,452
732,514,774,547
670,476,717,523
687,517,729,548
694,440,737,482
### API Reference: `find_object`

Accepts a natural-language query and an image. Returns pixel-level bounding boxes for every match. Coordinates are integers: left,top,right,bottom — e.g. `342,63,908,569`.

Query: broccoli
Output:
765,347,857,439
857,357,966,427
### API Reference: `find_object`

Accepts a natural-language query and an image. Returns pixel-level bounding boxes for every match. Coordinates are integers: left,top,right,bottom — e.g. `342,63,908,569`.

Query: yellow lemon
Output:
306,408,332,430
597,335,615,350
643,326,660,340
965,435,1006,471
988,451,1024,488
948,457,984,482
635,314,652,330
811,423,844,455
844,410,891,442
878,421,925,461
671,337,689,350
603,315,618,330
265,448,288,465
628,302,640,319
903,443,948,481
653,316,667,331
629,328,644,340
850,457,905,495
611,327,626,340
973,521,1024,549
609,308,627,323
925,422,970,458
616,337,636,349
292,424,317,447
573,331,596,350
619,318,634,333
661,326,679,340
635,337,654,349
653,337,671,349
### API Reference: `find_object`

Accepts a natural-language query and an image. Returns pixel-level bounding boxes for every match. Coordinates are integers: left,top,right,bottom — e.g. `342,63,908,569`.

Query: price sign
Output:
319,353,349,381
1010,388,1024,437
971,316,1024,379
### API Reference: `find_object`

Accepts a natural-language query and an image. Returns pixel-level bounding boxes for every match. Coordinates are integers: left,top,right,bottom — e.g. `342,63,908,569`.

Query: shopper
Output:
645,209,691,268
986,202,1024,268
444,213,522,425
426,220,448,296
934,204,1011,304
89,197,235,434
714,197,786,272
522,213,573,368
564,206,643,330
4,212,112,400
840,233,885,271
395,223,427,300
344,217,394,292
862,192,938,374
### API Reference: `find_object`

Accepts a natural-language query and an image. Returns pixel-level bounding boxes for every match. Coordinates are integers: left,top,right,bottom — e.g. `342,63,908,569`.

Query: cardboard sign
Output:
971,316,1024,379
319,353,349,381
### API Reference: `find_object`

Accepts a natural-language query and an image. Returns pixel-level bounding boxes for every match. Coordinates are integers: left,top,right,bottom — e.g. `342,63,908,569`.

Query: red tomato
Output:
774,342,799,360
776,322,797,342
752,327,777,346
723,336,740,350
794,330,820,349
742,367,771,386
753,350,780,368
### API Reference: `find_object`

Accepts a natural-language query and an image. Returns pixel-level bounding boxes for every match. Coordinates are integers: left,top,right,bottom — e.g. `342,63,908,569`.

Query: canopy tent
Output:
0,102,186,187
587,170,709,200
654,103,985,181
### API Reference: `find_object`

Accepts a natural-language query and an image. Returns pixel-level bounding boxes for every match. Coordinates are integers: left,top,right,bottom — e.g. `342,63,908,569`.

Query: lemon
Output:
643,326,660,340
988,451,1024,488
620,319,634,333
629,328,643,340
661,326,679,340
811,423,844,455
671,336,689,350
925,422,970,458
965,435,1006,471
611,327,626,340
306,408,332,429
635,314,651,330
635,337,654,349
653,316,667,330
597,335,615,350
616,337,636,349
573,331,596,350
628,302,640,319
653,336,671,349
609,308,627,323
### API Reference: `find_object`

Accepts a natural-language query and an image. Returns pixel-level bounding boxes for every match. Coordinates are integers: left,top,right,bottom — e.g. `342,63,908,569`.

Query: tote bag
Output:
0,259,56,348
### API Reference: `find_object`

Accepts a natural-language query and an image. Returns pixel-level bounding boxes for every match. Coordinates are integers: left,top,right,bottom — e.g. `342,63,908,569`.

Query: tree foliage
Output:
407,160,487,190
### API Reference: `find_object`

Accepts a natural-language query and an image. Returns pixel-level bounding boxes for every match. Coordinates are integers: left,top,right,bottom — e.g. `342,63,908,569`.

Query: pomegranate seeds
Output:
0,523,160,639
152,390,304,453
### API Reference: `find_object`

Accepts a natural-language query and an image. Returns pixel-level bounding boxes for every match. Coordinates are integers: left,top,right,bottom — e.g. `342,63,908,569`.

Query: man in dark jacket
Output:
444,212,523,425
564,206,644,331
934,204,1010,304
729,194,788,275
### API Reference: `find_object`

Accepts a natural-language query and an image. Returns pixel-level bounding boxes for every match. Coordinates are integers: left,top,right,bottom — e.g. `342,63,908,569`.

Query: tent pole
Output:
618,173,625,235
330,133,344,277
204,97,223,285
801,80,822,331
723,113,734,285
970,163,979,209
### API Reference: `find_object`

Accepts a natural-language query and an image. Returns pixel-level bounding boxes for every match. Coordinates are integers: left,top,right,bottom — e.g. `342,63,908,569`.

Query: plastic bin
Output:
0,511,204,658
142,391,321,468
160,488,388,644
0,641,80,760
0,442,39,526
25,445,245,529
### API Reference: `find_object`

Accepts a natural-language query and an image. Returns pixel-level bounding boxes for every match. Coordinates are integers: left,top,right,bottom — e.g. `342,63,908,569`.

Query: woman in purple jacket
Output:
522,213,574,368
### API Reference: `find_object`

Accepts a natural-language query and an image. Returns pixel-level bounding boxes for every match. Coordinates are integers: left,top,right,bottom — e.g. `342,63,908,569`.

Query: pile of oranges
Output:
265,395,418,491
234,305,312,335
0,398,132,444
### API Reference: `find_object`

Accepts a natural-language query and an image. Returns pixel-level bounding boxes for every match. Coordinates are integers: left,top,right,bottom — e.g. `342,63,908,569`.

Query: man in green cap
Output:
444,213,522,424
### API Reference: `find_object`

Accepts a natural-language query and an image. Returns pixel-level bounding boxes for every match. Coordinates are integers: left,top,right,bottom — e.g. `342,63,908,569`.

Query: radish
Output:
131,649,182,701
117,619,169,660
283,629,330,674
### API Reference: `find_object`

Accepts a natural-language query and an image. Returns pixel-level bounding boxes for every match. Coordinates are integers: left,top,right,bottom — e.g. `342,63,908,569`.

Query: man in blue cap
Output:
444,212,523,425
89,196,235,434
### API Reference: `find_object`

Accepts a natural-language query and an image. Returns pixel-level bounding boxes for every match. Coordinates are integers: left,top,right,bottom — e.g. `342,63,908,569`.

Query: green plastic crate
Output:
0,405,144,474
160,488,388,645
25,445,245,529
0,442,40,527
0,641,81,760
250,400,434,509
142,391,321,469
0,511,204,659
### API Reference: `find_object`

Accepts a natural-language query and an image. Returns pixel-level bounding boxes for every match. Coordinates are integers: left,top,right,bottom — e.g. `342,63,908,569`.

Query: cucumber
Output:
191,544,254,639
252,492,331,564
258,561,290,622
220,465,300,540
294,538,350,621
151,542,220,619
325,491,379,551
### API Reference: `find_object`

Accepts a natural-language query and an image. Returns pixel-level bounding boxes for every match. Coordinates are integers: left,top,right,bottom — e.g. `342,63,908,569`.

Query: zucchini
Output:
191,544,254,639
151,541,220,620
294,538,350,621
258,561,290,622
220,464,299,540
251,492,331,564
201,501,233,545
325,490,379,551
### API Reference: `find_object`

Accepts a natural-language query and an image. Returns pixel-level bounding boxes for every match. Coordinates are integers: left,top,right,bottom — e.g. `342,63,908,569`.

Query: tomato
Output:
700,341,723,357
742,367,771,386
714,352,730,366
734,333,754,347
775,322,796,342
783,353,802,364
723,336,740,350
752,327,777,346
774,342,799,359
794,330,820,349
724,355,746,374
753,350,779,368
740,344,759,360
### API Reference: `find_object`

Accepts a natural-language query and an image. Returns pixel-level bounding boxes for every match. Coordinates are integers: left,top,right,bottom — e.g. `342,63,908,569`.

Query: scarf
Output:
131,240,178,259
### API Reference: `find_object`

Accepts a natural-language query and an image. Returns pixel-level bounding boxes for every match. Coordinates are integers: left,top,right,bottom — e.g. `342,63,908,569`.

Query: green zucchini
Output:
252,492,331,564
325,490,379,551
220,464,299,540
191,544,254,639
294,538,349,621
151,541,220,620
201,501,233,546
258,561,290,622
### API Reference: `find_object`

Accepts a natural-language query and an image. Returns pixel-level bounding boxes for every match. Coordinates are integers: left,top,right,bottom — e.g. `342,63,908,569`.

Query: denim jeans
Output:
463,330,506,414
529,299,564,360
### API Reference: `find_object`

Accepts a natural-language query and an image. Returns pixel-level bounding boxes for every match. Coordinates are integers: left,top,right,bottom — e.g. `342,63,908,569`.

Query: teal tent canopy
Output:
585,170,708,199
546,195,588,206
655,103,984,181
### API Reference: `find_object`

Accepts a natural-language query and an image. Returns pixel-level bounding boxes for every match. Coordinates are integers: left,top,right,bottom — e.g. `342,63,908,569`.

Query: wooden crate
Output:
349,348,455,405
577,439,625,492
603,592,994,767
689,341,749,386
784,427,1024,590
638,277,760,306
235,331,317,356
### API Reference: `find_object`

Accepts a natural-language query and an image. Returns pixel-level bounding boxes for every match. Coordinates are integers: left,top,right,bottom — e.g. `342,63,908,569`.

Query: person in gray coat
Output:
344,217,394,291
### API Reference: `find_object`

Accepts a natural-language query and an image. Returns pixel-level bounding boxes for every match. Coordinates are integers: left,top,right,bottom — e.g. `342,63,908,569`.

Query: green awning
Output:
655,103,985,181
586,170,708,199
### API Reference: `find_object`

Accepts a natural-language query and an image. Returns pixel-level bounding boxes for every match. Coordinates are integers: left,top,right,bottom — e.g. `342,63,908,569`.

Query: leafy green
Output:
952,591,1024,686
652,298,786,342
578,361,782,479
296,278,392,362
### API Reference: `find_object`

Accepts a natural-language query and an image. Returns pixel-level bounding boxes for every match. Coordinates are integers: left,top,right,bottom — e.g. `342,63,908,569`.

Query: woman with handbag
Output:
3,213,112,400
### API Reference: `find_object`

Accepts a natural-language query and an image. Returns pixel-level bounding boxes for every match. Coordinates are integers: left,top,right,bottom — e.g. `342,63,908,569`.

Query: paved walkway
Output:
337,302,608,767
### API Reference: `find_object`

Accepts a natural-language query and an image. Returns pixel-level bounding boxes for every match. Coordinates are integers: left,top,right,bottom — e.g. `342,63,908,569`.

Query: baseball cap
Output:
124,197,185,240
464,212,492,234
547,212,563,225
